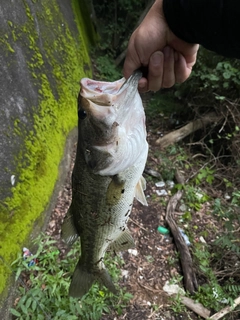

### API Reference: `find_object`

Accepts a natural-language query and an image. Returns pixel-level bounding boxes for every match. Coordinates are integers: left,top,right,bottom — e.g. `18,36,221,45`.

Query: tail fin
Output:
69,260,117,298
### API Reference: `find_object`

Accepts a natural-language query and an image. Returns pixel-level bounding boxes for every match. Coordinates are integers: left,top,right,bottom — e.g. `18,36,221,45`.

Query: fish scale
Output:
61,71,148,298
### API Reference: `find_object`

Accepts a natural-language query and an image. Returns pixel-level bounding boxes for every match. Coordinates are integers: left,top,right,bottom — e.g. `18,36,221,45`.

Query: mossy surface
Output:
0,0,93,296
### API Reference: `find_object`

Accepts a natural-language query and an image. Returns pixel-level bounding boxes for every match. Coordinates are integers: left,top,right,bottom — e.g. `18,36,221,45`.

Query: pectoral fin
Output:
106,174,125,205
135,176,148,206
61,205,79,246
108,229,135,252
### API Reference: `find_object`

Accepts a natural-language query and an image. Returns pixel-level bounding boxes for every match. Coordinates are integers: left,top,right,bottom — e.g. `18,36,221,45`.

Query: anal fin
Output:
61,205,79,246
108,229,135,252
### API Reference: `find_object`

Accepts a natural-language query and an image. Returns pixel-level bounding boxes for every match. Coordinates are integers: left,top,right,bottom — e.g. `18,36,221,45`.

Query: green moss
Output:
0,37,15,53
0,0,93,296
72,0,97,48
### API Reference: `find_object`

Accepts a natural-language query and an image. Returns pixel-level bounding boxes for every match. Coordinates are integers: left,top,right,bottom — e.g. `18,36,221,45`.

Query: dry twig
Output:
210,295,240,320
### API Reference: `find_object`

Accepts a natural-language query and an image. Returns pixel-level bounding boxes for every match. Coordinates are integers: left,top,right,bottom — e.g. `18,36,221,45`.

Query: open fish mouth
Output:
80,70,142,99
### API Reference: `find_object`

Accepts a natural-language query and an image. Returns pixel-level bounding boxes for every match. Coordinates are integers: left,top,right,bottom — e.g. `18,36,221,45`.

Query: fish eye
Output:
78,109,87,120
77,93,87,120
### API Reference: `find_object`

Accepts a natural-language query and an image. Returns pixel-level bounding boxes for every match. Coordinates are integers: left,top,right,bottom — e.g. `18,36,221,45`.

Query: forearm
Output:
163,0,240,58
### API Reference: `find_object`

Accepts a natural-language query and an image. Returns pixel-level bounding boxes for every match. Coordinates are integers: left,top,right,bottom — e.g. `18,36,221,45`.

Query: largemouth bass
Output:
61,71,148,298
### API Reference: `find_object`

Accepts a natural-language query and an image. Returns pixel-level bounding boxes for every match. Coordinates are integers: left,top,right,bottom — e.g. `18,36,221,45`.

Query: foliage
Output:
213,192,240,255
94,55,121,81
193,242,240,311
169,293,186,314
92,0,148,57
11,234,132,319
175,47,240,102
182,184,209,212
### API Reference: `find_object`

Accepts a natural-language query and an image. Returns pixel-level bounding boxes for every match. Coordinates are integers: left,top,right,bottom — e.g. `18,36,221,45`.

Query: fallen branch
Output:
165,171,198,294
155,112,223,148
210,296,240,320
180,296,210,319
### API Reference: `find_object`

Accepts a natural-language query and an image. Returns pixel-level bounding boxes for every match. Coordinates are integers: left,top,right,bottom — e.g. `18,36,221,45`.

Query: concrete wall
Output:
0,0,93,314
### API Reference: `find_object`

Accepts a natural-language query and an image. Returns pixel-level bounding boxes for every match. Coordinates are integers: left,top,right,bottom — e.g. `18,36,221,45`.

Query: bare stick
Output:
155,112,223,148
180,296,211,319
165,171,198,294
210,296,240,320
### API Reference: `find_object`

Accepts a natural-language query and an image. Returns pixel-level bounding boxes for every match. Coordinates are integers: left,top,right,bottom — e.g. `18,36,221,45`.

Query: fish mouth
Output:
80,70,142,101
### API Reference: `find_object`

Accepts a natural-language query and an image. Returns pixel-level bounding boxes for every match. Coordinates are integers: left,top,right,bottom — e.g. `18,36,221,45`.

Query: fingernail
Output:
151,52,162,66
139,82,145,89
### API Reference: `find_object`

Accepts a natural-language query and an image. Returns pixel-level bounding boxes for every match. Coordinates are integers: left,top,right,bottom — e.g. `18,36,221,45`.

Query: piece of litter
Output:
11,175,15,186
179,228,191,246
155,181,165,188
163,280,185,296
121,270,129,278
23,247,37,267
156,189,168,196
199,236,206,244
128,249,138,256
224,193,231,200
166,180,175,189
157,226,170,235
179,204,187,212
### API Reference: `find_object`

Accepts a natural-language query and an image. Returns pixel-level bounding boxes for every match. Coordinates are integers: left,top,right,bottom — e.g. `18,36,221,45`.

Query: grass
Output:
10,234,132,320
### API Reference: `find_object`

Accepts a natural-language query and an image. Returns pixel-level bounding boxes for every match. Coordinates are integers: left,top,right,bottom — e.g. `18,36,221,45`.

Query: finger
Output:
147,51,164,92
183,44,199,69
174,52,192,83
162,46,175,88
138,77,148,93
123,38,141,80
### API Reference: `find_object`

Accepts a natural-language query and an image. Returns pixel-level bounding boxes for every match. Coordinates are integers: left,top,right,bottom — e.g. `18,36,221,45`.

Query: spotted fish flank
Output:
61,71,148,298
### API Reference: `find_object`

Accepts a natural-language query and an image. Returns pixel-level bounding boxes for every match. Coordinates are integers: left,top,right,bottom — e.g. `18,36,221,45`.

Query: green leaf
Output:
32,300,37,312
10,308,22,317
25,297,32,309
223,71,231,79
20,303,28,315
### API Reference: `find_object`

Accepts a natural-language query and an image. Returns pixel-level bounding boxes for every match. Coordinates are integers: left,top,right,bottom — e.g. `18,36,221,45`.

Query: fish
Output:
61,70,148,298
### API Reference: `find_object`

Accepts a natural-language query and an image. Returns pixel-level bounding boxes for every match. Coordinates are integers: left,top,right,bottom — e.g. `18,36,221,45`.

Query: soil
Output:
44,93,240,320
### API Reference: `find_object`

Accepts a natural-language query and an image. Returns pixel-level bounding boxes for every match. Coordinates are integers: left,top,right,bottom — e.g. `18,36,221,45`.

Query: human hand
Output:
123,0,199,92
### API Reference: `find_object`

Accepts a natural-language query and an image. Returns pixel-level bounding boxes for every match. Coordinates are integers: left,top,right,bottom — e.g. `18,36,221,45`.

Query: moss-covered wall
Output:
0,0,94,299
